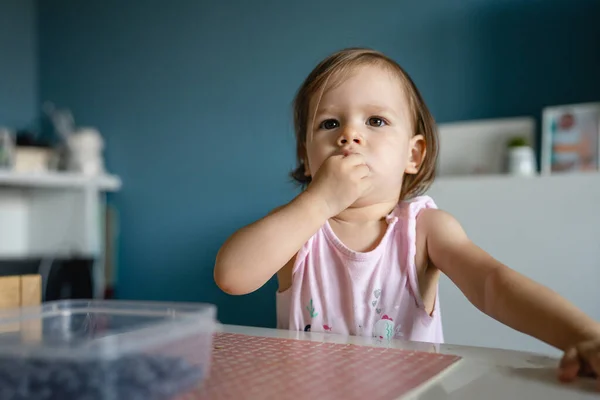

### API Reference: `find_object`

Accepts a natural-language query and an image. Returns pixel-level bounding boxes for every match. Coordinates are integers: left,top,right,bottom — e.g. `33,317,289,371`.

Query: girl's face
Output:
304,64,425,205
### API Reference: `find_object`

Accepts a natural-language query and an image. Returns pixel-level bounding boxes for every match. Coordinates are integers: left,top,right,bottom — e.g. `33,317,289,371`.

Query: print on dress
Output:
371,288,382,308
394,325,404,338
303,298,318,332
306,298,318,318
373,315,395,340
372,289,384,315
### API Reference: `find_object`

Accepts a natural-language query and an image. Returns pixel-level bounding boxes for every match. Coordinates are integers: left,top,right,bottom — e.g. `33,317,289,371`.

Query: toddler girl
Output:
214,48,600,384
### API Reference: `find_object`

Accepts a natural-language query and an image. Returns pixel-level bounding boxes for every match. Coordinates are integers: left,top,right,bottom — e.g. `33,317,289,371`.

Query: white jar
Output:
507,146,536,176
67,127,105,176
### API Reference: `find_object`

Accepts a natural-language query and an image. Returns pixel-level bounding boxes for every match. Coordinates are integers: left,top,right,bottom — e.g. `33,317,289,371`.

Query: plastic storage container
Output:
0,299,217,400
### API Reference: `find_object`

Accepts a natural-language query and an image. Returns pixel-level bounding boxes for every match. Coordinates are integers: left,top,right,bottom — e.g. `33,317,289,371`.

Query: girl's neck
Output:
328,200,397,253
331,200,398,226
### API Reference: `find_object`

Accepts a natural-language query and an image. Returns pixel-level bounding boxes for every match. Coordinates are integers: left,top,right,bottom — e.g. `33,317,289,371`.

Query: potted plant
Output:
506,136,536,176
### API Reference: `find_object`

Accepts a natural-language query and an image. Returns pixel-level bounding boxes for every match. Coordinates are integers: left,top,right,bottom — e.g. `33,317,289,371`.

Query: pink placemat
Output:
182,332,461,399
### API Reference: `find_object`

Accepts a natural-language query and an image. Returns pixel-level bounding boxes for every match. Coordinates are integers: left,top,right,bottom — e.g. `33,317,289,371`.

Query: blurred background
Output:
0,0,598,356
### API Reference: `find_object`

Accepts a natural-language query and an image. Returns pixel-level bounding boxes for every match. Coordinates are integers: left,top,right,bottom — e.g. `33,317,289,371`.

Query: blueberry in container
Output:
0,300,217,400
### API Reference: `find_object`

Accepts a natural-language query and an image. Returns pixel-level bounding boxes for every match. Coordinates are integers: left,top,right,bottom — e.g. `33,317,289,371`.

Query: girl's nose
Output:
337,127,362,146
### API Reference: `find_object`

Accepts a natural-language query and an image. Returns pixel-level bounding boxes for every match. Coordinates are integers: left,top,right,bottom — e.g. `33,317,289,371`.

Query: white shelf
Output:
435,170,600,185
438,117,536,176
0,169,121,299
0,170,121,192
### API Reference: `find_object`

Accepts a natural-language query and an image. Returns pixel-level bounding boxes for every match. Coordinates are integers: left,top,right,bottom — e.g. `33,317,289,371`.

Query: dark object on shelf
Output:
14,130,51,148
45,258,94,301
0,258,94,301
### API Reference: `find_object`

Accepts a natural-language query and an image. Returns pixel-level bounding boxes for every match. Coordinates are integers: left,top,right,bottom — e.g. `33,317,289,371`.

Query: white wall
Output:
428,173,600,356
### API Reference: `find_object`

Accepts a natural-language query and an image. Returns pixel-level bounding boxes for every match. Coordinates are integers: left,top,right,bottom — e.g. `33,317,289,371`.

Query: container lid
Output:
0,299,217,360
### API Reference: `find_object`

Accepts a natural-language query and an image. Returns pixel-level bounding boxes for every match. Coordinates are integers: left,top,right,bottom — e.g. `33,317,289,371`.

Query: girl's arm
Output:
214,153,371,296
214,191,329,295
419,209,600,369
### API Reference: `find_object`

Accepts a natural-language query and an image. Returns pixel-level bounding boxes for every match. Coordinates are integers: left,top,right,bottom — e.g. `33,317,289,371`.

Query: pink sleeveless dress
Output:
276,195,444,343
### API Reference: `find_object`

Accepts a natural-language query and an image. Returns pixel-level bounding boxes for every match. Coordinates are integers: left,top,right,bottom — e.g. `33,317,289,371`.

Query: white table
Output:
220,324,599,399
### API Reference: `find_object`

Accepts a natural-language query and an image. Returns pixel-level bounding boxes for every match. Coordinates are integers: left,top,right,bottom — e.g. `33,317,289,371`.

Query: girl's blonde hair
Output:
290,47,439,200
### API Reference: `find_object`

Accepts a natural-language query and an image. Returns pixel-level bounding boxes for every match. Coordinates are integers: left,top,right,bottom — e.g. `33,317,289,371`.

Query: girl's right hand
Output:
305,153,371,218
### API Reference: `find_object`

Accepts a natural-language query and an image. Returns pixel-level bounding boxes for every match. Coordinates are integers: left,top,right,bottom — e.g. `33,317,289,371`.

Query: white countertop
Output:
220,324,599,399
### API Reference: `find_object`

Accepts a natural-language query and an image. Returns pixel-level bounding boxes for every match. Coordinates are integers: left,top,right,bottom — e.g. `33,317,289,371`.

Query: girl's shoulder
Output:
391,195,439,261
394,195,438,221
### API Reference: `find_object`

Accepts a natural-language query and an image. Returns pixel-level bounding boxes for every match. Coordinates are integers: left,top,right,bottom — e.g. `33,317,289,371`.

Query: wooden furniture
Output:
0,274,42,341
0,274,41,309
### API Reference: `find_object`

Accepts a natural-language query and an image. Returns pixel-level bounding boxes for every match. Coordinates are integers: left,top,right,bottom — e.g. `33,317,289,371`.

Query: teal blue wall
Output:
36,0,600,327
0,0,37,129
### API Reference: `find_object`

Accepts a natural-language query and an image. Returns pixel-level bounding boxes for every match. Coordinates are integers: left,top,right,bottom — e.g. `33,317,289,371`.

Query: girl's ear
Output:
405,134,426,174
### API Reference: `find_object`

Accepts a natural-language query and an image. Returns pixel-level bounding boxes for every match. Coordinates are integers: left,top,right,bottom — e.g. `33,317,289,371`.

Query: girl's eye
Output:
319,119,339,130
367,117,386,127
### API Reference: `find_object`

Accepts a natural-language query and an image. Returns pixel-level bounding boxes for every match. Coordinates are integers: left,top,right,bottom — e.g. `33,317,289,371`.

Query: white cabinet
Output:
429,172,600,355
0,171,121,298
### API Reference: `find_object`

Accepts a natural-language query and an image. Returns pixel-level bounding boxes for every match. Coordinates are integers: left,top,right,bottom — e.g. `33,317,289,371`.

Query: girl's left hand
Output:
558,339,600,388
